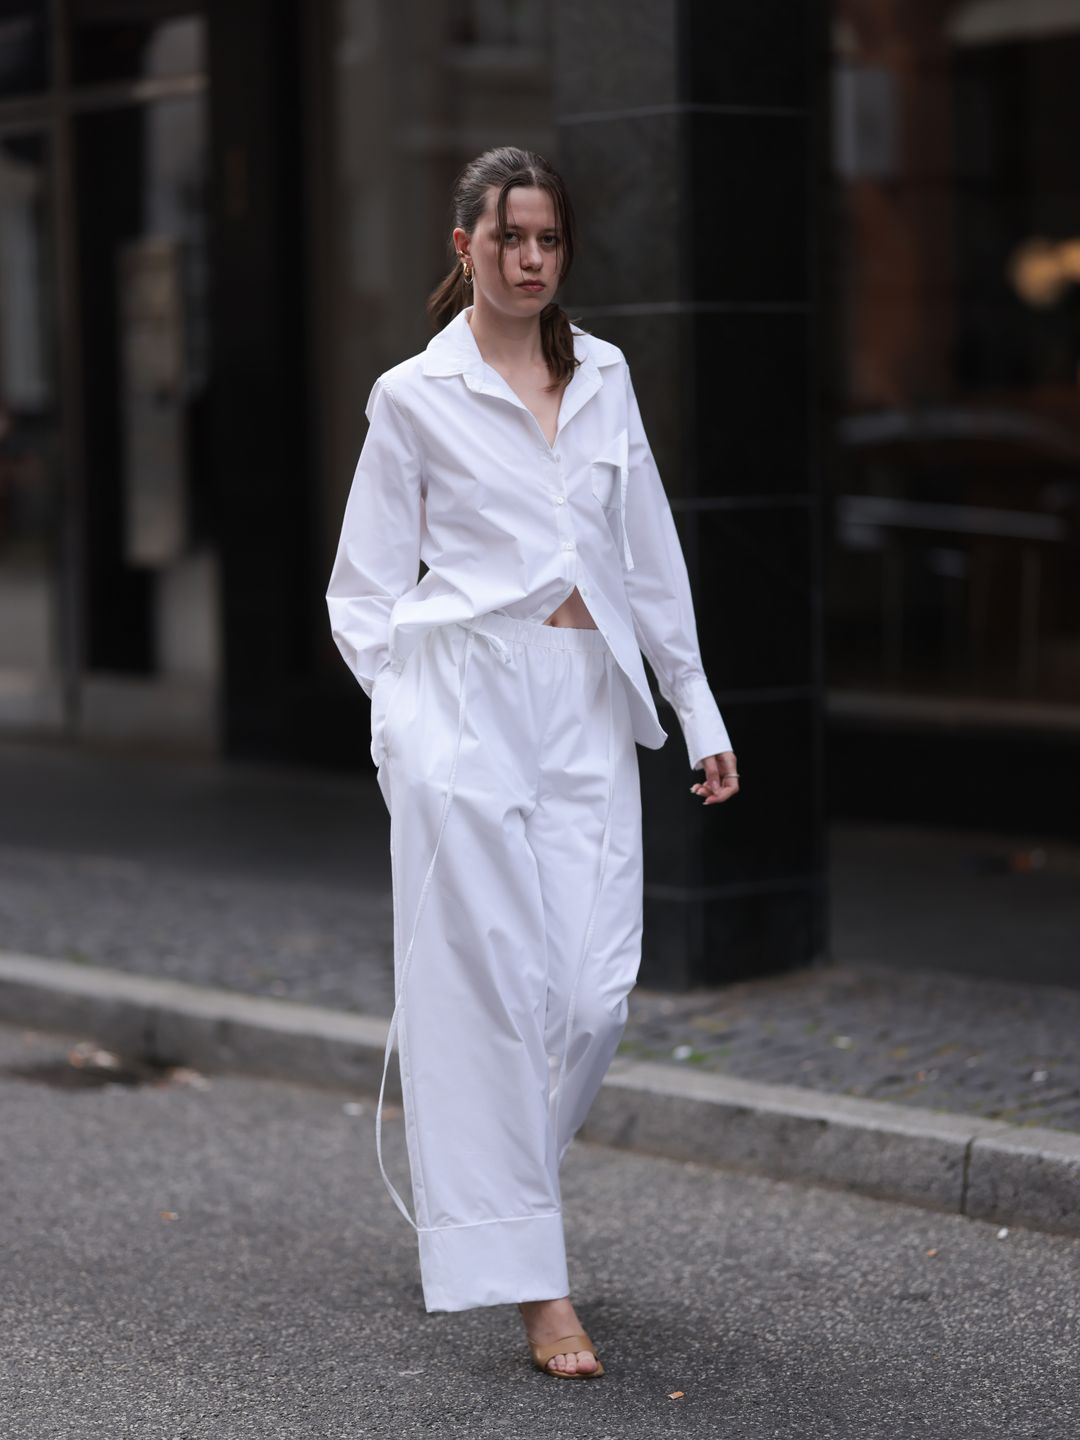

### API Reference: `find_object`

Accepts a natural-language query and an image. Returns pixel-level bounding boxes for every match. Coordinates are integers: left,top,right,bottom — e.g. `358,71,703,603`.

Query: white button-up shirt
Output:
326,304,733,771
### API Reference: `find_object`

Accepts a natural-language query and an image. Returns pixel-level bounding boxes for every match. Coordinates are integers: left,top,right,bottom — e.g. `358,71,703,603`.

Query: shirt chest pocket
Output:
589,427,634,571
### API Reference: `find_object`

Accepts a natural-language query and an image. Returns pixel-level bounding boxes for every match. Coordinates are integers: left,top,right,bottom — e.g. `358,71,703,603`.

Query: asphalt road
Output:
2,1021,1077,1440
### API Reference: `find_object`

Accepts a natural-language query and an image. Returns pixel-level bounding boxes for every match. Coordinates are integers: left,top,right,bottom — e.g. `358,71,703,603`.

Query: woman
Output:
326,146,739,1379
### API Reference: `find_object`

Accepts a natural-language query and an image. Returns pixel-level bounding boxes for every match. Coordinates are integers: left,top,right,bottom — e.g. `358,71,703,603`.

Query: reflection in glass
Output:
75,90,213,698
70,4,204,86
829,2,1080,712
0,131,61,721
0,2,48,96
447,0,548,48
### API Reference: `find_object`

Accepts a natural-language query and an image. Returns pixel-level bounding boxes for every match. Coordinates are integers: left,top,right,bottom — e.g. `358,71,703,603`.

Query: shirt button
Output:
554,452,562,464
562,540,575,551
554,495,565,505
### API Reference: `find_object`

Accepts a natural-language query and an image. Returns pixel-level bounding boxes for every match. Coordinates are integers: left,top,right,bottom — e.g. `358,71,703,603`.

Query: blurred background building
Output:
0,0,1077,983
827,0,1080,837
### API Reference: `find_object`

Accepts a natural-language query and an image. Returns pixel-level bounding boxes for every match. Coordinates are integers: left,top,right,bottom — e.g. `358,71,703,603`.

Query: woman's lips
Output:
518,282,544,290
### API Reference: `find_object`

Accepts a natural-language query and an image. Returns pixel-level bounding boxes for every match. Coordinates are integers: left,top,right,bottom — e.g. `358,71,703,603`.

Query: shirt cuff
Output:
672,676,734,771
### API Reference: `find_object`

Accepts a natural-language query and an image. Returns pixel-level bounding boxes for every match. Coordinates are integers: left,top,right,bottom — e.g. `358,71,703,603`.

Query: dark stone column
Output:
208,0,311,762
555,1,828,987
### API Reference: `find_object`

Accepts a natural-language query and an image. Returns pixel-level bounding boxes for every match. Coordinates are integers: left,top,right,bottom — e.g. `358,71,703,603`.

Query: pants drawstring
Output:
462,617,515,665
551,652,616,1152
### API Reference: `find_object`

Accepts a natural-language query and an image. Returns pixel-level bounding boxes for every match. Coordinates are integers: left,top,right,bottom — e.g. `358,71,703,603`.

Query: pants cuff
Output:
418,1210,569,1312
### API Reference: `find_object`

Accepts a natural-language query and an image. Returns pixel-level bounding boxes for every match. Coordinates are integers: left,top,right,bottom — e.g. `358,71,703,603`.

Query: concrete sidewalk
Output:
2,737,1079,1236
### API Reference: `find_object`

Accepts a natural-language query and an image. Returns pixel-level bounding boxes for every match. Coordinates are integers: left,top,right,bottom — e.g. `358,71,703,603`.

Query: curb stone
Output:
2,950,1078,1238
582,1058,1080,1235
0,950,396,1098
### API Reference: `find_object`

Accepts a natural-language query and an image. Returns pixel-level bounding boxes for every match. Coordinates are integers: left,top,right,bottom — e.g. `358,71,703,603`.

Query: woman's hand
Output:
689,752,739,805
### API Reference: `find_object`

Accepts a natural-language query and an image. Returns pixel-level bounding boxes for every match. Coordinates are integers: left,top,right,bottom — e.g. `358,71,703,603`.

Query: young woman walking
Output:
326,146,739,1379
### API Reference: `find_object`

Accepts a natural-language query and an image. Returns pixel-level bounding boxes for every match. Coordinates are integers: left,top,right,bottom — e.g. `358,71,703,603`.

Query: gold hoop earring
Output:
457,252,473,284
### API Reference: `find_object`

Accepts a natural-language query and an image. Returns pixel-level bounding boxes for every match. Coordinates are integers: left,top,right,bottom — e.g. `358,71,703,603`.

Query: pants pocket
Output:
370,662,406,768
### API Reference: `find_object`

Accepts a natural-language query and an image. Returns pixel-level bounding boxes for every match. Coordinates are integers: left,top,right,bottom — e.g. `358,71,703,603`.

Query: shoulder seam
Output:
380,378,425,458
375,378,426,496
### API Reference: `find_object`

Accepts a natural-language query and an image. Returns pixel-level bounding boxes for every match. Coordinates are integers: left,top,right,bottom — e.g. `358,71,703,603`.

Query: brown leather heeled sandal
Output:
528,1330,606,1378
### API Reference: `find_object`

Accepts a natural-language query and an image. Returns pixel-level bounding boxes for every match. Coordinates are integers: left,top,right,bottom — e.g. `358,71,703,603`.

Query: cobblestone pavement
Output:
0,844,398,1015
617,960,1080,1133
4,841,1080,1134
4,738,1080,1134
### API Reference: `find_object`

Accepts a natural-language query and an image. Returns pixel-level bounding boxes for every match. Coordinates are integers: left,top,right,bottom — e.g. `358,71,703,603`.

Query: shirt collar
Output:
420,304,622,379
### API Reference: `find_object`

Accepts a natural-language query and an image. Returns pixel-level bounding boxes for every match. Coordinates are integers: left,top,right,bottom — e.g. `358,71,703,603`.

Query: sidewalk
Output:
2,737,1079,1233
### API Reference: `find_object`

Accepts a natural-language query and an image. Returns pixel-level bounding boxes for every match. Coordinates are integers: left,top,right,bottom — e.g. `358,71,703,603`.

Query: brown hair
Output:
426,146,582,393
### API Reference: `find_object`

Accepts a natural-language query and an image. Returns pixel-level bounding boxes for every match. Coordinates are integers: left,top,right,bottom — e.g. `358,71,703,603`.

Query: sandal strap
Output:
531,1332,598,1366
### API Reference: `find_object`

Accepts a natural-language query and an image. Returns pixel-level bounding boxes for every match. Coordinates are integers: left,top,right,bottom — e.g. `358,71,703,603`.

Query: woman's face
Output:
453,185,562,318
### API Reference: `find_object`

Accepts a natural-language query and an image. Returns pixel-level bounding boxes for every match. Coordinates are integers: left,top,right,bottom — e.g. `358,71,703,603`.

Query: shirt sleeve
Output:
326,376,423,698
621,362,734,771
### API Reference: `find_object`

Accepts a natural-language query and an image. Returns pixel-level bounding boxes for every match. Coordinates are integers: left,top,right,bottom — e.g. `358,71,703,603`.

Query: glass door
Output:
0,1,215,748
0,12,63,730
71,4,215,747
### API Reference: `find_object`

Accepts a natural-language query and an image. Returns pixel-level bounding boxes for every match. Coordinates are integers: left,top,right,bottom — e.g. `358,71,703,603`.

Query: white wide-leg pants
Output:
373,611,643,1313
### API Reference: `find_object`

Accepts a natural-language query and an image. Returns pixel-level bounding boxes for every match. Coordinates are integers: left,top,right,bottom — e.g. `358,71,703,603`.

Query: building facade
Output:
0,1,1076,980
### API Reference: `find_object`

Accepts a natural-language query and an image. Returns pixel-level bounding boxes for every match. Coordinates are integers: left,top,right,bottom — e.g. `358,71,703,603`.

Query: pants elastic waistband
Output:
459,611,610,654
